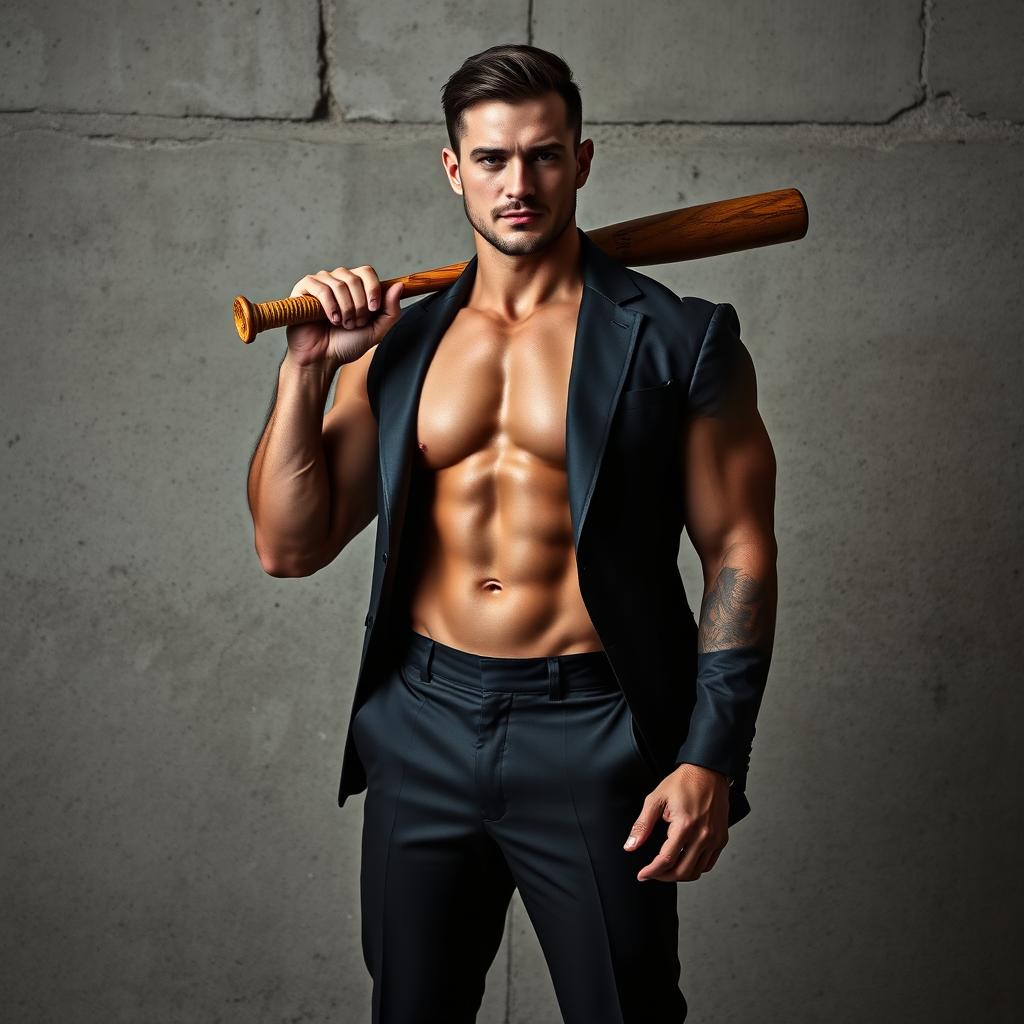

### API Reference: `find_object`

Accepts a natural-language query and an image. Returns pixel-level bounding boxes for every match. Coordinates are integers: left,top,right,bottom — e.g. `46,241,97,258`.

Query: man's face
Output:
442,93,594,257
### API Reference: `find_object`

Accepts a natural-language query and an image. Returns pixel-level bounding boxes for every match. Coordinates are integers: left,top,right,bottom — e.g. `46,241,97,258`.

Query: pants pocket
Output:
351,664,400,758
350,684,378,760
354,660,431,771
624,698,660,781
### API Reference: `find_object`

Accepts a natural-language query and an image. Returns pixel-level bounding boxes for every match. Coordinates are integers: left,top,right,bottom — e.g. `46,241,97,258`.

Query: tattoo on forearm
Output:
697,566,769,652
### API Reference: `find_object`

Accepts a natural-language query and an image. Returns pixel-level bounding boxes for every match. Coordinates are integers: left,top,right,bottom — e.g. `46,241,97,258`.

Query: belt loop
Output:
547,656,563,701
424,639,435,685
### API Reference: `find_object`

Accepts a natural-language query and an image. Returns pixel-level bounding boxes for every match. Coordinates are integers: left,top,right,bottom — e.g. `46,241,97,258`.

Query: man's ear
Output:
441,147,463,196
575,138,594,189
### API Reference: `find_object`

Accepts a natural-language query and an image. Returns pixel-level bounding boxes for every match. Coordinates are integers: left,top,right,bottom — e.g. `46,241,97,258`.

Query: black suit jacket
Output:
337,226,760,826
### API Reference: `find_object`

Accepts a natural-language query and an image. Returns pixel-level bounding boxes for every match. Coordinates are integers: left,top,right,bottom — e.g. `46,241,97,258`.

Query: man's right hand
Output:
286,265,405,367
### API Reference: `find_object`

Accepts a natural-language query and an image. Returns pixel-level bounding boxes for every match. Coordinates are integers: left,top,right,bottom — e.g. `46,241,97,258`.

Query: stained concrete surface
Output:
1,2,1022,1022
1,1,323,118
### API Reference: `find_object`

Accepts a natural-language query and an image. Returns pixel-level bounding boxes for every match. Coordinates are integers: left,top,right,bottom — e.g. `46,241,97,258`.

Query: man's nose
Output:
505,158,535,198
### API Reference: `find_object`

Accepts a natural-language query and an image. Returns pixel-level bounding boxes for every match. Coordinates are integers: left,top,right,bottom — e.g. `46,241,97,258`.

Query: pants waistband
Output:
400,629,619,699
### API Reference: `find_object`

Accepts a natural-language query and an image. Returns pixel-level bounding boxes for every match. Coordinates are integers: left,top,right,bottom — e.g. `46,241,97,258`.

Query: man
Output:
247,43,777,1024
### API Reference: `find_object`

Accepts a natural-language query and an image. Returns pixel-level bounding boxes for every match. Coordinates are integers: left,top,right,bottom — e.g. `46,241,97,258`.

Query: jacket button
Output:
382,552,388,563
365,613,374,627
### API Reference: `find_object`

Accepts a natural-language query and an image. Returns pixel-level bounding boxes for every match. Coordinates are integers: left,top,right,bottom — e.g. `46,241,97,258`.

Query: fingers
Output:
636,820,727,883
350,265,382,314
327,268,366,328
672,831,716,881
289,265,383,329
290,271,344,325
636,820,689,883
701,845,723,873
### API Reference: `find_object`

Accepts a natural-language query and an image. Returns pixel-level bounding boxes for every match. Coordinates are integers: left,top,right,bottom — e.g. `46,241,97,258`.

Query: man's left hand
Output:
623,763,730,882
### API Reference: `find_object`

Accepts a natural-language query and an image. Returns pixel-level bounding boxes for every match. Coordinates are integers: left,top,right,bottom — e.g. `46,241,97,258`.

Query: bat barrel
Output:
585,187,808,264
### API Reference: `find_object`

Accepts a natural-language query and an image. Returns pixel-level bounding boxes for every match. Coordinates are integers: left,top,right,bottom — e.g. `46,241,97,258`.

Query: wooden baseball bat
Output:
232,186,807,343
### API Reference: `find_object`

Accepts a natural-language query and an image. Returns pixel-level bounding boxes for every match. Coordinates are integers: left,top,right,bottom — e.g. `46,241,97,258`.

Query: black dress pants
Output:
351,628,689,1023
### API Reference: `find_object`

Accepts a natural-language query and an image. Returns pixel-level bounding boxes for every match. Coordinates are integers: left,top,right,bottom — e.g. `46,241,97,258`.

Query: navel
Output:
480,579,503,592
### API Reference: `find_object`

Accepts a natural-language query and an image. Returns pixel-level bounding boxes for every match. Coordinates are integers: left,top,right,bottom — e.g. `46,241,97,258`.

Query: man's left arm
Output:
677,301,778,802
630,302,777,881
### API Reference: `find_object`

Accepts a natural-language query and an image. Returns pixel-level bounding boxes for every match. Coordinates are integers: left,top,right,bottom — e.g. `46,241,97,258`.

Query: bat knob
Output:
233,295,257,343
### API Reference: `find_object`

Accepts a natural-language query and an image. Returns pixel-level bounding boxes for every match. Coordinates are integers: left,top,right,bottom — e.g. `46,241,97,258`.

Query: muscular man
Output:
247,44,777,1024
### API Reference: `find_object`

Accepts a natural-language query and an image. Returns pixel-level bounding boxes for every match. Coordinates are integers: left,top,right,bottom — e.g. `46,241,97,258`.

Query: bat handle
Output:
234,264,469,342
233,291,350,344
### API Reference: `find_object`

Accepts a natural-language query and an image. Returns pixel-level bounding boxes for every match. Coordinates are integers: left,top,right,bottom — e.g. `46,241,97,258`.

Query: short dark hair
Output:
440,44,583,158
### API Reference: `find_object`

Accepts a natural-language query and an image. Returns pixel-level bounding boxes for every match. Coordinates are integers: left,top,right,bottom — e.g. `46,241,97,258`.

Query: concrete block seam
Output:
2,98,1023,153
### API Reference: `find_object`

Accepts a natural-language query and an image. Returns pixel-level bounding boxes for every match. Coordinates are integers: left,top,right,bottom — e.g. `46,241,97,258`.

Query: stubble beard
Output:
461,189,577,258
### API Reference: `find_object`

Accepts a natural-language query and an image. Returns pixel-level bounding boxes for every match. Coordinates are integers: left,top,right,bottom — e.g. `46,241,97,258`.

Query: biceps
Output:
319,352,380,558
683,408,777,566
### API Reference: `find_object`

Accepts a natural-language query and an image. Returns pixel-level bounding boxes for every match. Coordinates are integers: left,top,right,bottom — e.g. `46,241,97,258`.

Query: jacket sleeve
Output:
674,647,771,800
366,304,412,421
686,302,750,419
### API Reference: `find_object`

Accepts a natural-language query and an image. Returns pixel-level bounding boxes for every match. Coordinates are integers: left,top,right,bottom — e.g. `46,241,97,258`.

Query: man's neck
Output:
466,218,583,324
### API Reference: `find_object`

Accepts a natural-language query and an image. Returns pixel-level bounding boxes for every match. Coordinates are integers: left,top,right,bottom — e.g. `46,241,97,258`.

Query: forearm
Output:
696,537,777,655
247,349,341,575
676,536,778,782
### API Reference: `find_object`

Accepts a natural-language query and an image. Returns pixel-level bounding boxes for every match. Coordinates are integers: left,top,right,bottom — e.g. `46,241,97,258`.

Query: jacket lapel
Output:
374,261,478,557
565,230,645,548
375,226,646,560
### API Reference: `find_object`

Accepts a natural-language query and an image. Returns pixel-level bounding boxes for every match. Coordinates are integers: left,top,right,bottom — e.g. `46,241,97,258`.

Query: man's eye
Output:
480,153,556,165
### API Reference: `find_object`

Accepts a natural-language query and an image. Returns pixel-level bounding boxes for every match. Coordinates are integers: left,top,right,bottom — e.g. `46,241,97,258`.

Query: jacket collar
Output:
376,226,647,556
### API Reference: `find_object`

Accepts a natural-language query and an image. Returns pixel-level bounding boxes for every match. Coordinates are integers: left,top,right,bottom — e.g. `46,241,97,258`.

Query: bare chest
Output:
415,302,582,470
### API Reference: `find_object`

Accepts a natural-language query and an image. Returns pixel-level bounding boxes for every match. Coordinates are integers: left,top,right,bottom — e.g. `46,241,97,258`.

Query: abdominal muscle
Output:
404,299,604,659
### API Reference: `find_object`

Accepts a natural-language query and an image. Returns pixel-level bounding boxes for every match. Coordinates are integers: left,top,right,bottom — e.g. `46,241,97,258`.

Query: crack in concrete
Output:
309,0,337,121
312,0,331,121
919,0,934,103
885,0,933,124
76,134,220,151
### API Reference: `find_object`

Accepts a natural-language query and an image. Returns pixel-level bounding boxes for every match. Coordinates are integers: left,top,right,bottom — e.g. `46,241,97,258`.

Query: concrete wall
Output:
2,1,1021,1021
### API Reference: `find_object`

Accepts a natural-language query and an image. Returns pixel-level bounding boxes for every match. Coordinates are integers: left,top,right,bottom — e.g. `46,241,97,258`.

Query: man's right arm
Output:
246,342,380,577
246,262,403,576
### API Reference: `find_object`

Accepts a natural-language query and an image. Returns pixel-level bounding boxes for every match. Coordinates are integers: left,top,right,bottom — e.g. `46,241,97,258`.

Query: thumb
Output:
370,280,405,344
380,279,404,320
623,799,658,851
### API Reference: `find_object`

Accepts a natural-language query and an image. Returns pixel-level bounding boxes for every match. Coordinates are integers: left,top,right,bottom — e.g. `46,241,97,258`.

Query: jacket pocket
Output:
620,377,676,402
